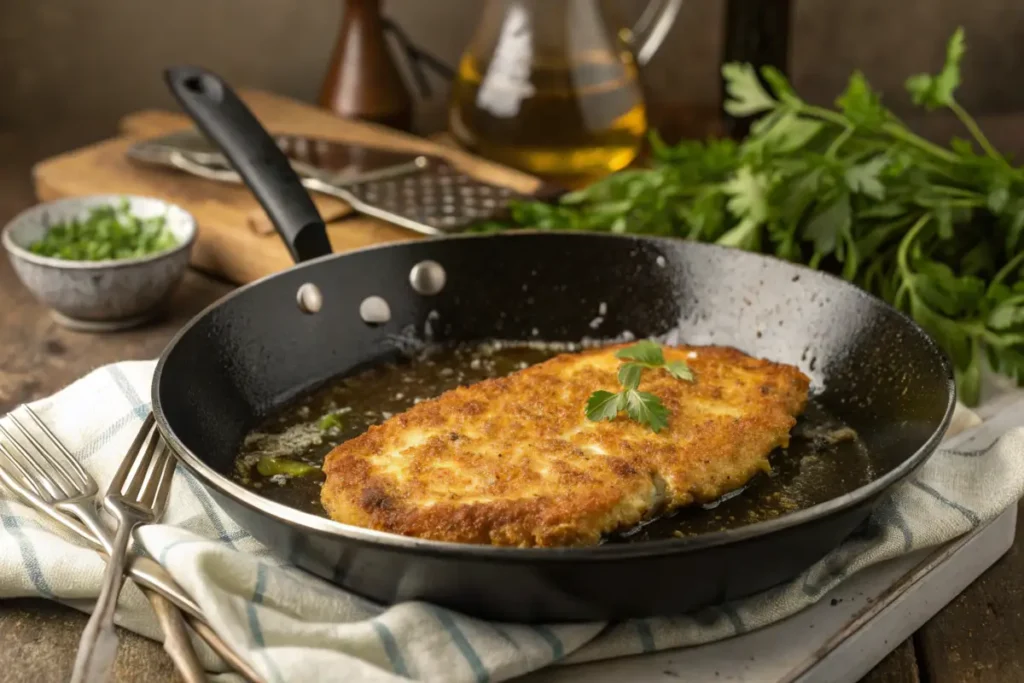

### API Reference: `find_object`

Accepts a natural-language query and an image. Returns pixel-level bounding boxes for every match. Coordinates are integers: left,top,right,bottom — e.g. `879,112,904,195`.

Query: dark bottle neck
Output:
720,0,792,139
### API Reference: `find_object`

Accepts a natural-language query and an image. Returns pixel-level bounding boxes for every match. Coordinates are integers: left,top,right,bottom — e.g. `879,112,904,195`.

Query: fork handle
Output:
71,519,136,683
46,503,261,682
146,589,207,683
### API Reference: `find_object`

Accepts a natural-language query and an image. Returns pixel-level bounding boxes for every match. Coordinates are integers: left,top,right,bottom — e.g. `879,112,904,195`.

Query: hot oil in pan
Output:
233,342,873,541
609,404,868,541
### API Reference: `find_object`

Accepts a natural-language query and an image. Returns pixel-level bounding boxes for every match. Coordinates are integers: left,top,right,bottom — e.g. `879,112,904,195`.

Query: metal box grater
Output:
126,129,539,235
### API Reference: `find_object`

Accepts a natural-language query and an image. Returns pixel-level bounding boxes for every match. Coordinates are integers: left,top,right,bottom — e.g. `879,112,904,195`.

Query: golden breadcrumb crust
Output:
321,344,810,547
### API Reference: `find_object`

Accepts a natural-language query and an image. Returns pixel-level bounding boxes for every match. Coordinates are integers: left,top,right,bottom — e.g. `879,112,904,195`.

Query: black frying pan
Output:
152,66,956,623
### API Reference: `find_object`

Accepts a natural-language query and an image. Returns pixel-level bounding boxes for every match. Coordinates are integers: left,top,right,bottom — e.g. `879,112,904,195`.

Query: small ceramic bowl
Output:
2,195,197,331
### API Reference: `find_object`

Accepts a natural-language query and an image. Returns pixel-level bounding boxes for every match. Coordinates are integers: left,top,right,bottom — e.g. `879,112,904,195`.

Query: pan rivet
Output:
360,296,391,325
409,260,446,296
296,283,323,314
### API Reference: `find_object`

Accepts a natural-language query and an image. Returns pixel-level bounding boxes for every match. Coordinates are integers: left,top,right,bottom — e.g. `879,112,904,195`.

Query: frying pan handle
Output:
163,66,332,263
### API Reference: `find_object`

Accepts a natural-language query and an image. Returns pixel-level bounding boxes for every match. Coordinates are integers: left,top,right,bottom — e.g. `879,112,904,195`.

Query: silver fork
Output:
0,409,200,683
0,406,263,683
69,413,178,683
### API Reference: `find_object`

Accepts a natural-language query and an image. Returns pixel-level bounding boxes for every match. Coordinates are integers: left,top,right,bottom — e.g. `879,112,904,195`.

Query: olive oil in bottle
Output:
449,52,646,183
448,0,649,185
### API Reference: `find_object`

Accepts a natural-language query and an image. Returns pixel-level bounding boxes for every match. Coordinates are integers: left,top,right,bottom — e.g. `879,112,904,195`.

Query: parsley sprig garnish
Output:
585,341,694,433
476,28,1024,407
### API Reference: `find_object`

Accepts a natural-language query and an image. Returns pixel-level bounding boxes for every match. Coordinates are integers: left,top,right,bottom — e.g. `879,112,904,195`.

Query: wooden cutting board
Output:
31,89,543,285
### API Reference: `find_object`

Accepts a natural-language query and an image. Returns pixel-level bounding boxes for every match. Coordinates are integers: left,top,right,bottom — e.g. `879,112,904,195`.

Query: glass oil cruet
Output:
448,0,683,184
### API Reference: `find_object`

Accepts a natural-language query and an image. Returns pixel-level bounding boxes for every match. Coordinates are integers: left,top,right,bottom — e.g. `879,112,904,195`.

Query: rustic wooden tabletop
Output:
1,120,1023,682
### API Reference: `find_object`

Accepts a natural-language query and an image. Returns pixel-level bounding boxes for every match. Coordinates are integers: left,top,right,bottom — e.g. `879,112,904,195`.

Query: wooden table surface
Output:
2,119,1024,682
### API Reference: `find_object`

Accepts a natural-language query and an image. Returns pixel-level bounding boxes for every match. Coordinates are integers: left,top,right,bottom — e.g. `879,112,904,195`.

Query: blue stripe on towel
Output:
428,607,490,683
156,535,245,566
158,539,196,566
177,468,242,548
0,499,54,598
533,625,564,661
941,440,998,458
248,564,269,641
910,479,981,526
634,619,656,652
372,620,410,677
106,366,151,420
78,409,145,462
247,563,285,683
890,505,914,552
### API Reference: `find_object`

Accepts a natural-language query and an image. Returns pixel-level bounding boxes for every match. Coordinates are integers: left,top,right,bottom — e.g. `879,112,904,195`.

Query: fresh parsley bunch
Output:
484,28,1024,406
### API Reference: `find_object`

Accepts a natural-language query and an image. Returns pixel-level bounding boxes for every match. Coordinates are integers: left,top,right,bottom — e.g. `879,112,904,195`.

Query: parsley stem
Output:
894,281,910,310
826,127,854,159
896,214,932,277
802,104,851,128
805,100,960,164
928,185,984,198
880,123,961,164
992,249,1024,289
961,323,1024,348
801,104,959,164
919,198,986,209
949,100,1002,162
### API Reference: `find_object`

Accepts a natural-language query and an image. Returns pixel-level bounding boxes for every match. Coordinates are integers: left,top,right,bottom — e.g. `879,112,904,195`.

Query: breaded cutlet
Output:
321,344,810,547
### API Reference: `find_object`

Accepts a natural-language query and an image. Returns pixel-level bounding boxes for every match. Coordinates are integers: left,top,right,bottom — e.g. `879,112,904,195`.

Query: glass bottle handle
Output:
628,0,685,65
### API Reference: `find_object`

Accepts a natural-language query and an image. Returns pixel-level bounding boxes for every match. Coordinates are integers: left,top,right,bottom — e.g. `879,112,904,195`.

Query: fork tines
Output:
0,405,97,504
108,414,175,518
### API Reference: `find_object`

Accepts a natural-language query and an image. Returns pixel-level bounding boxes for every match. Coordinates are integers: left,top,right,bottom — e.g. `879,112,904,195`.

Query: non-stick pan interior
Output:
155,232,954,530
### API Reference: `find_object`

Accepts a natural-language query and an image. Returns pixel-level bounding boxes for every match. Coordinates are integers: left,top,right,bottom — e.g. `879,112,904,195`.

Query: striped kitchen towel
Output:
1,360,1023,682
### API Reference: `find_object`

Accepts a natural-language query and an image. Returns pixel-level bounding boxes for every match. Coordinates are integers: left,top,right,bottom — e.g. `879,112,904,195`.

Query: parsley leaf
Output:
906,27,965,109
723,167,769,225
844,156,888,199
804,192,851,258
617,363,645,390
585,391,625,422
988,300,1024,330
718,167,769,250
760,65,800,105
585,341,695,431
754,111,824,153
836,71,888,127
624,390,671,434
722,63,777,116
615,339,666,365
665,360,695,381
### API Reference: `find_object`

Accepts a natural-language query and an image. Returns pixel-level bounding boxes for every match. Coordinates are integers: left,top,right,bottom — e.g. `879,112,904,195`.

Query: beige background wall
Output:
1,0,1022,137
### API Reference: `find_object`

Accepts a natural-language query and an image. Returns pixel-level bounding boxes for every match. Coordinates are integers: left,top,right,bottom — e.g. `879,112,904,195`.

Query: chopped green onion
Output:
255,456,319,478
318,413,344,431
29,199,178,261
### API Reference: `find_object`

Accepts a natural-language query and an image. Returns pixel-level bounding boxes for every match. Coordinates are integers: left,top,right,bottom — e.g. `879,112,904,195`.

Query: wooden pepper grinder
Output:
319,0,414,131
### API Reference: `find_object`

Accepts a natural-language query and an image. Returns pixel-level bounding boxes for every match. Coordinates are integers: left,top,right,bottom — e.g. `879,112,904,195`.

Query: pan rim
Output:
152,231,957,562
